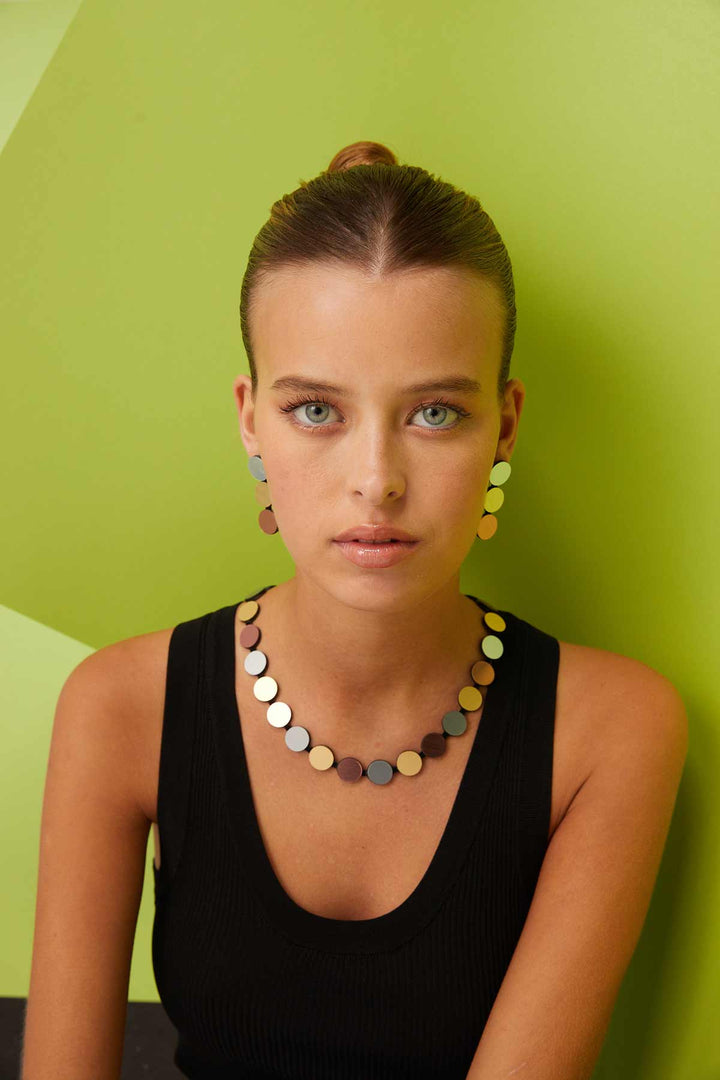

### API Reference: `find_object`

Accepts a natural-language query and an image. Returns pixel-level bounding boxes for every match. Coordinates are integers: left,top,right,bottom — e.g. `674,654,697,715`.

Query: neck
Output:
251,574,489,749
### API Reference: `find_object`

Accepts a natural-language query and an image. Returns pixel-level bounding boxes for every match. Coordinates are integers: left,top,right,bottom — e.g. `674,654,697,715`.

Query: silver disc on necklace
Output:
267,700,292,728
367,759,394,785
253,675,278,702
244,650,268,675
285,726,310,751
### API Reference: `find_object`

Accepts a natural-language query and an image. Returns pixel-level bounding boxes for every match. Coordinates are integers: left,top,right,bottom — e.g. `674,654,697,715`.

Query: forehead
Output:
251,263,503,380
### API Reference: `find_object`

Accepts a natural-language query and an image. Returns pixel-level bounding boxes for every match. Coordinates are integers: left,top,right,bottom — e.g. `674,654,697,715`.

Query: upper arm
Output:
21,642,153,1080
466,662,689,1080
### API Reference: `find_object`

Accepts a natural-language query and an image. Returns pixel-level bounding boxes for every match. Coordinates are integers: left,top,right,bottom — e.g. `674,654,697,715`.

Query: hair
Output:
239,140,516,405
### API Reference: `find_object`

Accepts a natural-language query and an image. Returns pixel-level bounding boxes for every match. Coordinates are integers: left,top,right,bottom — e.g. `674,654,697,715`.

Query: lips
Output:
333,524,418,543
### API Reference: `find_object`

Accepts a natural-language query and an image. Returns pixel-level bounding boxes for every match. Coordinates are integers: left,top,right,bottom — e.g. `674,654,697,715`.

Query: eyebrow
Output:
269,374,483,396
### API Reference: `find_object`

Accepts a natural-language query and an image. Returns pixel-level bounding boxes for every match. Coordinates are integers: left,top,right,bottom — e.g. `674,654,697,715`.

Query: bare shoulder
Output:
70,625,174,823
21,625,174,1074
557,637,687,723
463,640,688,1078
555,637,688,803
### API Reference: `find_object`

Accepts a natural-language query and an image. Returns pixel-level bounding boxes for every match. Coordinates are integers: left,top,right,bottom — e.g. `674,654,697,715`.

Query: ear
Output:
232,373,260,456
496,377,525,463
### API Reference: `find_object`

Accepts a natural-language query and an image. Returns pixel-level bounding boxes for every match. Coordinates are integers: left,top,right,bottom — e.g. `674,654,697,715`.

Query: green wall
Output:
2,1,717,1076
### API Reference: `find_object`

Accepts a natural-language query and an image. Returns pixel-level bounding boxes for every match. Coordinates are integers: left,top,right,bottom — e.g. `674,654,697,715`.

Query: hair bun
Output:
326,140,398,172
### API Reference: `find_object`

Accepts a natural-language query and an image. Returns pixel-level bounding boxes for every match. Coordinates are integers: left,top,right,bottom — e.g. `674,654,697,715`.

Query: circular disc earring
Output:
248,454,279,534
476,460,511,540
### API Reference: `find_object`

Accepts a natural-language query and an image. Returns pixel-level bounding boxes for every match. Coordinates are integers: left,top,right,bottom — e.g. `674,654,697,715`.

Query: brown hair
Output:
239,140,516,404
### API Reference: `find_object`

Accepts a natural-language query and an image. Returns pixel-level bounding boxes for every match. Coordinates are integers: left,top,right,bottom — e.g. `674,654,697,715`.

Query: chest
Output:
233,684,485,921
147,637,596,921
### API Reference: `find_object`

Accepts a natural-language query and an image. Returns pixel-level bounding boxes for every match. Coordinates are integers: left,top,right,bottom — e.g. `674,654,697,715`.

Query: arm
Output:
466,664,689,1080
21,643,152,1079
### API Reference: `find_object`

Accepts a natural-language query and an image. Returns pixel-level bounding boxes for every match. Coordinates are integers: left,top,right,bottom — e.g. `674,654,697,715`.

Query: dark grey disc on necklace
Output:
367,759,394,785
442,710,468,736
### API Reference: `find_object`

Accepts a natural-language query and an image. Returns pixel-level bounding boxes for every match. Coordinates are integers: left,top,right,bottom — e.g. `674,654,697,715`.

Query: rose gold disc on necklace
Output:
239,623,260,647
471,659,495,686
337,757,364,782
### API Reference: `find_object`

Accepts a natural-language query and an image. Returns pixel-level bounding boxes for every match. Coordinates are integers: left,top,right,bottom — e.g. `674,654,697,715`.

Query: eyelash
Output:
279,394,472,433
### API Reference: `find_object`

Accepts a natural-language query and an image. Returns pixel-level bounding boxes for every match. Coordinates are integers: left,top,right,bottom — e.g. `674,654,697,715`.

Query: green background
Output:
2,1,717,1075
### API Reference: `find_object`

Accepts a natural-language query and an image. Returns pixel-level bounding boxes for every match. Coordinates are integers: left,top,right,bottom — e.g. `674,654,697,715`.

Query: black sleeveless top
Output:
151,584,559,1079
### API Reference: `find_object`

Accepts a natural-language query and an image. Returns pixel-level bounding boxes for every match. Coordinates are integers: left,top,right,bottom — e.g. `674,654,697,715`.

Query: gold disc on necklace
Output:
483,611,506,633
397,750,423,776
309,745,334,771
458,685,483,711
238,599,259,622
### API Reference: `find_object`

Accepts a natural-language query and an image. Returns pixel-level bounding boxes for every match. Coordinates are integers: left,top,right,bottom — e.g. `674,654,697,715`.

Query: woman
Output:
22,141,688,1079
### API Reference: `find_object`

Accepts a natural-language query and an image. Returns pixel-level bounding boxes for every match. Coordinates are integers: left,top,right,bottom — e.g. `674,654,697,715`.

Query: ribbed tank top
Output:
151,584,559,1079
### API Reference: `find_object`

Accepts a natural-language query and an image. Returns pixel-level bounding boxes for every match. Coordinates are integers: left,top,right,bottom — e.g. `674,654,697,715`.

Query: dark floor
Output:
0,997,183,1080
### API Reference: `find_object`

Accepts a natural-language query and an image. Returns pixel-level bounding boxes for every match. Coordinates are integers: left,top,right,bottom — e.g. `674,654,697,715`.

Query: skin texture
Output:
234,261,688,1079
233,261,525,747
22,259,687,1080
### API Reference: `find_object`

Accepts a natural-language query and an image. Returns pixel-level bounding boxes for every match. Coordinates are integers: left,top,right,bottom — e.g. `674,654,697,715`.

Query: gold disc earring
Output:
476,460,512,540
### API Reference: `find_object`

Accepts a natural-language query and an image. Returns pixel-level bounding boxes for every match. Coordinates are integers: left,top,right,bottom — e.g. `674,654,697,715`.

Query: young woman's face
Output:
235,262,524,601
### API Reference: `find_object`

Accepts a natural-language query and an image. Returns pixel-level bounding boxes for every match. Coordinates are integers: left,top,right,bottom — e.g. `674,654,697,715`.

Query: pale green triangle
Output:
0,603,158,1000
0,0,85,154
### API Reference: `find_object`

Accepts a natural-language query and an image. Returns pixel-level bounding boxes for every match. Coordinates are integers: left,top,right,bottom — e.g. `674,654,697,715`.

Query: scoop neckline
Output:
207,585,523,954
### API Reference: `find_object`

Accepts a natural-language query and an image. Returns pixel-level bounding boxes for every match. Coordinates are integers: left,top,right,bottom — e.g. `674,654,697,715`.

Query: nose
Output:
346,431,407,505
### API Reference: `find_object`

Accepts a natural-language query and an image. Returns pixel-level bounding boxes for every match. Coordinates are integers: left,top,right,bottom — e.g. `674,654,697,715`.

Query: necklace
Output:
236,593,507,786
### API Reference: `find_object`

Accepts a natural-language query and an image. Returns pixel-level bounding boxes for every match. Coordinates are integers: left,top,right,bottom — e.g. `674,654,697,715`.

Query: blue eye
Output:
279,395,470,432
282,398,339,428
411,401,464,429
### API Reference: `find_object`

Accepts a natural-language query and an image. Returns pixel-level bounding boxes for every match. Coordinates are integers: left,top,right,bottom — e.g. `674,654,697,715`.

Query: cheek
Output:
264,467,325,527
422,473,486,541
441,462,486,506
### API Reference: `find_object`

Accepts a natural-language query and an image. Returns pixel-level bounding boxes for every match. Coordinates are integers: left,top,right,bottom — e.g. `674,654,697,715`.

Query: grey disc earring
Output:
248,454,279,535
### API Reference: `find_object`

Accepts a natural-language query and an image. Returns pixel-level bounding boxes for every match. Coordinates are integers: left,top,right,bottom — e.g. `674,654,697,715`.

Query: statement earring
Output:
476,460,512,541
248,454,279,534
247,453,512,541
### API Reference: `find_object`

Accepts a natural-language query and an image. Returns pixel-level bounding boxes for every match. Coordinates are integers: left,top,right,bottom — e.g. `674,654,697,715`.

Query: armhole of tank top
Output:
152,612,208,899
515,619,559,908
